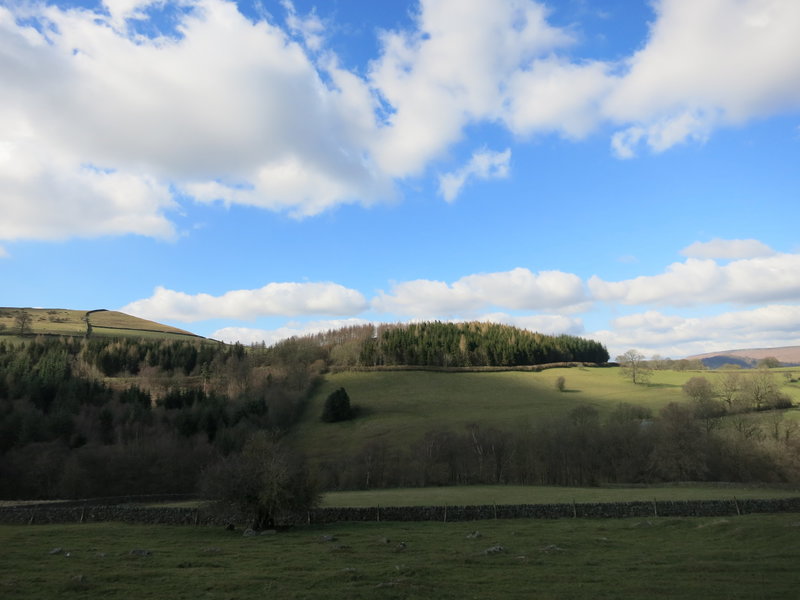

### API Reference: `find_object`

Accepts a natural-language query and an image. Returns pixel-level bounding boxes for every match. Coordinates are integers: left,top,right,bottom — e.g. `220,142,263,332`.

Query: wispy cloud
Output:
680,238,775,260
438,148,511,202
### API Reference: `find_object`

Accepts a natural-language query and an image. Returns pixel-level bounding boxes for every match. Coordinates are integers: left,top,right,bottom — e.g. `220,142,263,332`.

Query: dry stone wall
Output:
2,497,799,526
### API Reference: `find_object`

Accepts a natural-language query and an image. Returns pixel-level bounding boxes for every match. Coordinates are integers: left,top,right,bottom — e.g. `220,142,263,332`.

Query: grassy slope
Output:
292,367,800,465
2,516,799,599
0,308,202,340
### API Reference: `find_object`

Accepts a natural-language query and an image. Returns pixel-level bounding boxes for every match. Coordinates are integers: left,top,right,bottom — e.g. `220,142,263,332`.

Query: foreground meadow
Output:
2,515,799,599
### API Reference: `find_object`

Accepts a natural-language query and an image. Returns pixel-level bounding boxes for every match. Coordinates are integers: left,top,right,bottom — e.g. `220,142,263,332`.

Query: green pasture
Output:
0,307,207,341
294,368,696,461
88,310,199,337
2,515,799,599
293,367,800,465
321,484,800,508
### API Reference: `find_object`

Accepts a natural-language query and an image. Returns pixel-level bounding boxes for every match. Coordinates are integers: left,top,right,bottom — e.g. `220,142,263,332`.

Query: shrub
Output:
555,376,566,392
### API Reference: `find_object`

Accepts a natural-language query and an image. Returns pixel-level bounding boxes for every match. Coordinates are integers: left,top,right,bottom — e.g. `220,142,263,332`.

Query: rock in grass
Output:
466,531,482,539
49,548,63,555
484,545,505,554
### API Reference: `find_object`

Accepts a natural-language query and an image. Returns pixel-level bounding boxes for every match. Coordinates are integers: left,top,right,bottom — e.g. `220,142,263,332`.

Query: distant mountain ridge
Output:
687,346,800,368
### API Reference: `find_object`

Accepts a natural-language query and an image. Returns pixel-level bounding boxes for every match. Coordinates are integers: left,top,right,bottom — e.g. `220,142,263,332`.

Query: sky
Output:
1,0,799,360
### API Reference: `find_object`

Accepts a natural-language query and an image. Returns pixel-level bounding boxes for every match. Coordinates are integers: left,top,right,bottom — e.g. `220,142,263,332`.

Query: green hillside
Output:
0,307,202,340
293,367,670,460
291,365,800,490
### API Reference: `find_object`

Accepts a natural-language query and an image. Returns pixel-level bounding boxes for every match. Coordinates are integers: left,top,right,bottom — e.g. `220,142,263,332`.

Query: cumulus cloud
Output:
604,0,800,156
373,267,587,317
122,282,368,322
680,238,775,260
589,253,800,306
438,148,511,202
592,305,800,358
0,0,388,241
367,0,575,176
3,0,800,244
212,317,371,346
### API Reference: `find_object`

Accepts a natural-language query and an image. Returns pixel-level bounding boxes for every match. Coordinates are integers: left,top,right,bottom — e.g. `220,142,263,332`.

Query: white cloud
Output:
373,267,587,317
211,317,371,346
589,253,800,306
0,245,8,258
3,0,800,245
438,148,510,202
503,57,612,138
122,282,368,322
593,304,800,358
368,0,574,176
0,0,389,241
680,238,775,260
477,312,584,336
604,0,800,155
282,0,325,52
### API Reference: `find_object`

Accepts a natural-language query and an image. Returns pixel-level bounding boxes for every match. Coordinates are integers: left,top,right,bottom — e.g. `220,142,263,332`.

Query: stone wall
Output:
2,497,799,526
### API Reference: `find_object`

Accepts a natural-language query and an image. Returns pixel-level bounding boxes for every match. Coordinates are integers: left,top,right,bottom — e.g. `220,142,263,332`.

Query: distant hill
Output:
687,346,800,368
0,307,203,340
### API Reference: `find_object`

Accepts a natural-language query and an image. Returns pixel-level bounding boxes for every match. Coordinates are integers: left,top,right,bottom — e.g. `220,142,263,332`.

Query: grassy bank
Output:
2,515,799,599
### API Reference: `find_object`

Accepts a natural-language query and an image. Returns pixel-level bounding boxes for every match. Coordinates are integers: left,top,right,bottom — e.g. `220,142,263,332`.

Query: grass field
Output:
291,367,800,465
2,516,799,599
320,484,800,508
0,307,203,340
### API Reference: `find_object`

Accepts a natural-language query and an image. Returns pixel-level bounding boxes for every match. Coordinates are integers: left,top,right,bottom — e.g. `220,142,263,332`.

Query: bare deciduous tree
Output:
616,349,651,384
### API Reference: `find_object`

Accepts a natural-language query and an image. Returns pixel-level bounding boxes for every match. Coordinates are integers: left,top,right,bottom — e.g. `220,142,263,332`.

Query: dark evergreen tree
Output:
321,387,354,422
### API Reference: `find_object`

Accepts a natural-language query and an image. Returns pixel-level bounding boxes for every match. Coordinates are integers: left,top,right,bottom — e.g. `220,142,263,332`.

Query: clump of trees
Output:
359,322,609,367
200,432,318,529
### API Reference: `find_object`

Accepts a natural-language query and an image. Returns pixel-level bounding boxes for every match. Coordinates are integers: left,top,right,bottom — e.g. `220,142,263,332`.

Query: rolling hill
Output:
0,307,203,340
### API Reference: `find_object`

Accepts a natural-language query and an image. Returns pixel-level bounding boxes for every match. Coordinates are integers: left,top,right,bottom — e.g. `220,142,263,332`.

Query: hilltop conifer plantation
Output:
1,314,799,501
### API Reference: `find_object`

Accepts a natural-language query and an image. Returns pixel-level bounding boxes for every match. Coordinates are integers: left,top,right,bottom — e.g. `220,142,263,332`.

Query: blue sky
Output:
2,0,799,359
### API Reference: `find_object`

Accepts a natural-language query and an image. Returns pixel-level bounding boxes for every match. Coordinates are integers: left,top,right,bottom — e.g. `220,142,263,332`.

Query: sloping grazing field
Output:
294,367,800,464
0,307,202,340
87,310,199,338
2,516,799,599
